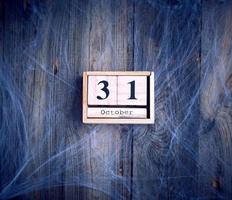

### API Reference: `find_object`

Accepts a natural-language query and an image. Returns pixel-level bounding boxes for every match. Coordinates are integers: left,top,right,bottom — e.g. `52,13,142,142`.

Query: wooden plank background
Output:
0,0,232,199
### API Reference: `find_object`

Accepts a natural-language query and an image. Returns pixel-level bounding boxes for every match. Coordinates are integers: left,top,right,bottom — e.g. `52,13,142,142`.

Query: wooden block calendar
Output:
82,71,154,124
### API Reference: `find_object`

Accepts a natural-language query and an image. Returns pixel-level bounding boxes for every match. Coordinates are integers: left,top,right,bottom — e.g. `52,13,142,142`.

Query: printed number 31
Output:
97,80,137,100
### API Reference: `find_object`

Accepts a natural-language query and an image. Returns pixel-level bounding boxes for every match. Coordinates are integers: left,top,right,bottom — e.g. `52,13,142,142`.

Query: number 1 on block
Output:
117,76,147,105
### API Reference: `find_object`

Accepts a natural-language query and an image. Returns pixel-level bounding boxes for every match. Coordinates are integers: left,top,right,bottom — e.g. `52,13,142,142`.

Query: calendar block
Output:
117,76,147,105
88,76,117,105
82,71,154,124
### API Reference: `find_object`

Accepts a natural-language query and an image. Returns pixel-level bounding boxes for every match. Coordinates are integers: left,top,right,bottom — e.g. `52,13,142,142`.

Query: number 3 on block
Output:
88,76,117,105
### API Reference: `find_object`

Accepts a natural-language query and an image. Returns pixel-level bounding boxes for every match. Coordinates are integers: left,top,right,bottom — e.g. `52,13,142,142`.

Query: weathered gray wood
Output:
132,2,167,199
1,0,232,200
167,4,201,199
81,1,134,199
199,1,232,199
132,1,201,199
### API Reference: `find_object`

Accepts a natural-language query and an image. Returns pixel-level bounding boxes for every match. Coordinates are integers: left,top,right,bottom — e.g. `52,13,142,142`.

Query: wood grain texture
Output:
0,0,232,200
199,1,232,199
132,1,201,199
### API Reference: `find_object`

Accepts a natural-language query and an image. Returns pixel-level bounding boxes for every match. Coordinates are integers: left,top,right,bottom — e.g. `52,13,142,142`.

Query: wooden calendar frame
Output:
82,71,154,124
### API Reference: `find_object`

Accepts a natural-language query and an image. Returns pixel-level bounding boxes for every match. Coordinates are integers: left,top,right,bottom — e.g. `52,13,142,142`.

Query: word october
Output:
101,109,133,116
